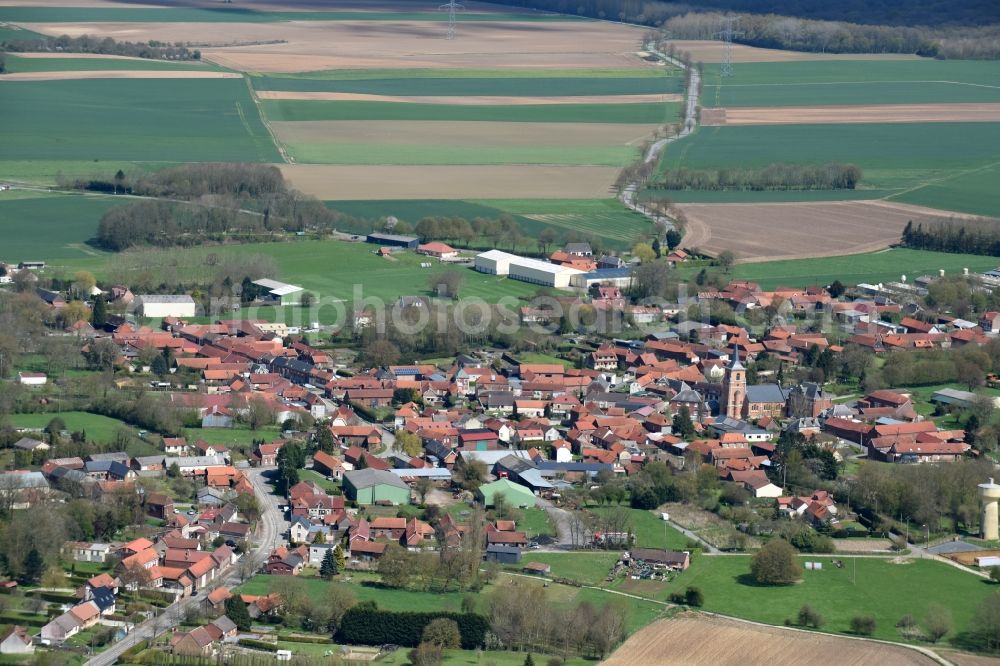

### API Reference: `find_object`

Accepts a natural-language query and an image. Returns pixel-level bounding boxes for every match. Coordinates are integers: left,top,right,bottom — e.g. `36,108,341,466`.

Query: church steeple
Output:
722,343,746,419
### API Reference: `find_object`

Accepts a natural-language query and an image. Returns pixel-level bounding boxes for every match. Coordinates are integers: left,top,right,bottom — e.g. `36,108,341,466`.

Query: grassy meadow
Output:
666,555,993,644
283,142,639,167
7,411,132,443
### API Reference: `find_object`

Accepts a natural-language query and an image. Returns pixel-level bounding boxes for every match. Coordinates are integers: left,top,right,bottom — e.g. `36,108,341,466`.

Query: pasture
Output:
506,552,619,585
0,191,121,261
6,411,132,444
664,555,992,644
606,614,937,666
675,248,1000,290
0,78,280,163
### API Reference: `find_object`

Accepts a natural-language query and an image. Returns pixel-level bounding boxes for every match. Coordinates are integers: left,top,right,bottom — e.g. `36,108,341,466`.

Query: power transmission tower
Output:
713,14,744,77
439,0,463,40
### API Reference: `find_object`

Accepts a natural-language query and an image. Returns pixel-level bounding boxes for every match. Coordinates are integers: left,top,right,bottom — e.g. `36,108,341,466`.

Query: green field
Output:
662,122,1000,215
284,142,638,166
507,552,619,585
327,198,652,250
241,572,665,634
639,188,893,203
669,555,993,643
675,248,1000,290
0,191,122,261
0,78,280,163
262,100,678,124
1,54,226,73
0,25,47,41
7,411,132,443
589,507,691,551
892,162,1000,216
0,7,574,23
54,239,546,315
252,74,681,96
701,60,1000,105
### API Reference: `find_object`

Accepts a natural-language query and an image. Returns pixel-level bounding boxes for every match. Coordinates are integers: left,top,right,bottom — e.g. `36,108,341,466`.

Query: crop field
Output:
261,99,676,124
606,614,937,666
675,200,982,262
0,78,280,163
251,73,681,96
280,164,620,201
1,53,227,73
663,555,992,644
671,40,921,64
673,248,1000,290
700,59,1000,107
271,120,654,166
0,191,122,261
703,103,1000,126
661,122,1000,216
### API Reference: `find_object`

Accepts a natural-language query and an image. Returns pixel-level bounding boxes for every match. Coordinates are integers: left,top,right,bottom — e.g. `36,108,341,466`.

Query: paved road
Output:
620,42,700,231
85,465,286,666
535,496,576,550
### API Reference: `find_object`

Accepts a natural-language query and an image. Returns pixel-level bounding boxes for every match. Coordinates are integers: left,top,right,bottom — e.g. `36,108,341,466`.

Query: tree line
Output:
654,163,861,192
902,218,1000,257
84,164,355,250
0,33,200,60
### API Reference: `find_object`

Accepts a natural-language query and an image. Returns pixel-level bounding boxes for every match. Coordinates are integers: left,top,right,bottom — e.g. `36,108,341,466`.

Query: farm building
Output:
251,278,304,306
134,295,196,319
570,268,634,289
366,233,419,249
474,250,583,289
931,388,1000,410
476,478,536,508
16,372,47,386
343,468,411,505
486,544,522,565
417,242,458,259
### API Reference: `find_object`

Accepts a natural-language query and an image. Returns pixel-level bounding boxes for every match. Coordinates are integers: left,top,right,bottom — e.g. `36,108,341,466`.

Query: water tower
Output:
980,478,1000,540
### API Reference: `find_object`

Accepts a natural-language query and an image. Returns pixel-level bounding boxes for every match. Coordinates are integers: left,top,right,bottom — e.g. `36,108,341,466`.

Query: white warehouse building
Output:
474,250,583,289
134,295,197,318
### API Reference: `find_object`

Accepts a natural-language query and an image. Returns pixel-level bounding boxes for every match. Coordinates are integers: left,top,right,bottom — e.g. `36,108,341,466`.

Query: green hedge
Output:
37,591,78,603
337,608,488,649
239,638,279,652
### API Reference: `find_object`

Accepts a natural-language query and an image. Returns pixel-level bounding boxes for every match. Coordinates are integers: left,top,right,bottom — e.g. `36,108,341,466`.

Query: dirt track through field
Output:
605,614,938,666
256,91,681,105
279,163,618,199
670,40,921,64
676,200,976,262
703,103,1000,125
271,120,659,147
0,70,243,80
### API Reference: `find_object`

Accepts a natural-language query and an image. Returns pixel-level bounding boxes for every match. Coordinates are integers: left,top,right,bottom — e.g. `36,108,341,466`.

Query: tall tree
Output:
91,295,108,328
225,595,252,631
320,548,338,579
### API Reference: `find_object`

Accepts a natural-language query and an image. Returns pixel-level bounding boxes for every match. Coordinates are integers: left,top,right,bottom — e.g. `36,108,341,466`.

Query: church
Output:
720,348,788,421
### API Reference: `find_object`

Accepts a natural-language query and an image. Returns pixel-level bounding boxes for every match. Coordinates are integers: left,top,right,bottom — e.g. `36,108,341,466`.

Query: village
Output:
1,234,1000,664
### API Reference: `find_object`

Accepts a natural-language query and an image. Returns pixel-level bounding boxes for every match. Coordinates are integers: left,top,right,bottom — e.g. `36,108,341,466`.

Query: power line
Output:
713,14,744,77
439,1,464,40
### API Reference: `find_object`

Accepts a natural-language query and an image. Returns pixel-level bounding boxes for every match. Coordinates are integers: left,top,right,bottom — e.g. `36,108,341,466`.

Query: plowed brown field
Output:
703,103,1000,126
676,200,979,262
670,40,920,63
604,614,938,666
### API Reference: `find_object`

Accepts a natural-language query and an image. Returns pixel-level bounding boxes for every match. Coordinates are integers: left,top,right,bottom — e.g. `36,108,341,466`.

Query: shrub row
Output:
238,638,279,652
337,608,488,649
